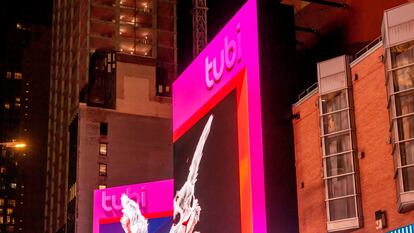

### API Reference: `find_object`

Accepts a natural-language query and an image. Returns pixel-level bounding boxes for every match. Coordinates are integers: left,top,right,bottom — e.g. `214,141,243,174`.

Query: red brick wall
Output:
352,47,414,233
293,92,326,233
293,46,414,232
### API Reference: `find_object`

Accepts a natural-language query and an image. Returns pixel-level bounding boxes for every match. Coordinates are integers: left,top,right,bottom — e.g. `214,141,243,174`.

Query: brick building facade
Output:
292,2,414,232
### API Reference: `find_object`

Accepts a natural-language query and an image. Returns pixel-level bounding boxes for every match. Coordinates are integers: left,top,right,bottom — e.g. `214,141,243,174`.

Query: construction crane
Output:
192,0,208,58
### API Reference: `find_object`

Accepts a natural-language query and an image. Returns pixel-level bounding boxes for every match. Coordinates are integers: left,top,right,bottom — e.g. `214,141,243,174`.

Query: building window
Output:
10,183,16,189
0,215,3,224
385,40,414,211
7,200,15,207
98,184,107,190
382,2,414,212
321,91,357,221
14,72,22,80
0,199,4,206
6,72,12,79
99,163,107,176
99,143,107,155
4,103,10,109
68,184,76,202
6,208,13,215
318,55,361,231
0,167,6,174
100,122,108,136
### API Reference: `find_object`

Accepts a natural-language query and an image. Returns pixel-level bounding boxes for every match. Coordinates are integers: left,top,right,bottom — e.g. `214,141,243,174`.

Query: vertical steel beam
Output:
192,0,208,58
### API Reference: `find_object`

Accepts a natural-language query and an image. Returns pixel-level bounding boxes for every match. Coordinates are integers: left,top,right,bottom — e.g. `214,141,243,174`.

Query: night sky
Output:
1,0,52,26
0,0,52,67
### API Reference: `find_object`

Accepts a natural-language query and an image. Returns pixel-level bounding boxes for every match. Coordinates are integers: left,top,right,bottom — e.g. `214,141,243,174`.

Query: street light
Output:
0,141,27,149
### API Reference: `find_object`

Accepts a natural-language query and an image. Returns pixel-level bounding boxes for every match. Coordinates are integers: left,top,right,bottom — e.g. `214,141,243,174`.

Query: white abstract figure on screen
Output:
170,115,214,233
120,194,148,233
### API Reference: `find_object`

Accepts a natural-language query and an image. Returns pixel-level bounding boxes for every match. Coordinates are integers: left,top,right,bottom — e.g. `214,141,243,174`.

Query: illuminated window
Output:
318,56,361,231
6,216,10,224
68,184,76,202
15,97,20,102
14,73,22,80
7,200,15,207
386,40,414,212
10,183,16,189
6,208,13,215
6,72,11,79
99,163,107,176
0,167,6,174
98,184,107,190
4,103,10,109
0,199,4,206
14,103,20,108
99,143,107,155
0,215,3,224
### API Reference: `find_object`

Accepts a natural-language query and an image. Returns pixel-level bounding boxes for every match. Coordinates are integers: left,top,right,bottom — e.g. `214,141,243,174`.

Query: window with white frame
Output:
318,55,361,232
321,91,356,221
383,2,414,213
386,41,414,209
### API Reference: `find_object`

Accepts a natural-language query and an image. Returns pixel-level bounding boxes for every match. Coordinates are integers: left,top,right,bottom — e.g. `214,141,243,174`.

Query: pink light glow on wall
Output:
172,0,267,232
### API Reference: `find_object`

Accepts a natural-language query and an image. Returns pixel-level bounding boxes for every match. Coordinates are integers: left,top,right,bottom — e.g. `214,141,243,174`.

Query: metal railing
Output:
297,82,318,102
296,36,383,104
353,36,382,60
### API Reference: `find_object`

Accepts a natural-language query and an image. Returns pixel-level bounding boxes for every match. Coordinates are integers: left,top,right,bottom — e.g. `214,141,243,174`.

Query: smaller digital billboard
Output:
93,179,173,233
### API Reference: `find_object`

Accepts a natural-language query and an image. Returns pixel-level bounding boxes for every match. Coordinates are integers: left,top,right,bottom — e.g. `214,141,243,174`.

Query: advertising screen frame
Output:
172,0,266,232
92,179,174,233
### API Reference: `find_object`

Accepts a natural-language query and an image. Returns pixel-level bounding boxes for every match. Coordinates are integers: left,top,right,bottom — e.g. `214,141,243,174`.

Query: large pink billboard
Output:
93,179,173,233
172,0,267,232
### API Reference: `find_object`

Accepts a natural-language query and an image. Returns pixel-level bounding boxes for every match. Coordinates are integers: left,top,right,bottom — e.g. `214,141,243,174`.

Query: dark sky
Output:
176,0,246,74
1,0,52,26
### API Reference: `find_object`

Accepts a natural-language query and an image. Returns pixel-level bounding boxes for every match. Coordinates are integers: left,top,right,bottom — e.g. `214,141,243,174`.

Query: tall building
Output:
292,2,414,232
66,49,172,233
0,20,51,233
46,0,176,232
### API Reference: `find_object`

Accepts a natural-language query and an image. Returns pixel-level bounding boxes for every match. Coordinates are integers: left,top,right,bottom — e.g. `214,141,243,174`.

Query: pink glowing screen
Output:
93,179,173,233
172,0,266,232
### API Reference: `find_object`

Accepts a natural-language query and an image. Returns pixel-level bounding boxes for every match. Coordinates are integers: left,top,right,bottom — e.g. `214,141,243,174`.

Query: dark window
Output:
100,122,108,136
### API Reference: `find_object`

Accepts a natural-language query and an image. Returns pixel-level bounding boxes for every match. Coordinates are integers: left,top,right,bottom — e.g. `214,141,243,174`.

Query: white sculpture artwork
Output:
118,115,214,233
120,194,148,233
170,115,214,233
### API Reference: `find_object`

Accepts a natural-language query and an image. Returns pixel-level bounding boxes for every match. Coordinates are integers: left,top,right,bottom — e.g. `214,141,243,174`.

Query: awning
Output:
388,224,414,233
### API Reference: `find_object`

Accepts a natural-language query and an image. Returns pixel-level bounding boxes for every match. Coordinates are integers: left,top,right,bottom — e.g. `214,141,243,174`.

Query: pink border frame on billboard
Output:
172,1,266,232
93,179,173,233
